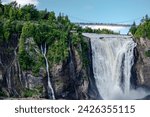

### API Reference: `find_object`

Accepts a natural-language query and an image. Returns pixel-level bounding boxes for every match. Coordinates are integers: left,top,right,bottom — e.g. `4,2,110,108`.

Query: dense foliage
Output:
0,1,118,76
129,15,150,58
129,15,150,39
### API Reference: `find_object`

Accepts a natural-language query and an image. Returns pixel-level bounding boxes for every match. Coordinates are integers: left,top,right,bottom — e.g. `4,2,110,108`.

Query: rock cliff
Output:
133,38,150,89
0,33,100,99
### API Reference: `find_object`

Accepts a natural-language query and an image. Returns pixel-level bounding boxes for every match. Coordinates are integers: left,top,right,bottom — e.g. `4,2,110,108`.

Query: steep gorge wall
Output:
134,38,150,89
0,34,99,99
0,34,23,97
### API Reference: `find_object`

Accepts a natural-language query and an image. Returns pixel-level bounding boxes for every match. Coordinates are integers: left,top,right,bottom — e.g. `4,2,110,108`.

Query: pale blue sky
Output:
2,0,150,24
37,0,150,24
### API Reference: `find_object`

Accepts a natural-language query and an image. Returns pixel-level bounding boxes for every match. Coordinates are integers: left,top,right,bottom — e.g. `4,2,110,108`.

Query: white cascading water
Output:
83,33,148,99
41,43,55,99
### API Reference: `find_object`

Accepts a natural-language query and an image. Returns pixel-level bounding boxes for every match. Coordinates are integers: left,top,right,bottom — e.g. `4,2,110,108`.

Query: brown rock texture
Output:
134,38,150,89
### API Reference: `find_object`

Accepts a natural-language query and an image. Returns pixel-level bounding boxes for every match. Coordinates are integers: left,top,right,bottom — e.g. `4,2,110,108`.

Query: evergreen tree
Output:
145,14,149,21
129,21,137,35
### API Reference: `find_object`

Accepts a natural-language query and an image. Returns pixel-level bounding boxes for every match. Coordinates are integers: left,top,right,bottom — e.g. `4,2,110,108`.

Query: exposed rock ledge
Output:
134,38,150,89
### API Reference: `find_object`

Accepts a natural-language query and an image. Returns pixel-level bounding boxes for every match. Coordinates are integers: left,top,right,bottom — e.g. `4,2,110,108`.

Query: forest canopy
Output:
129,15,150,39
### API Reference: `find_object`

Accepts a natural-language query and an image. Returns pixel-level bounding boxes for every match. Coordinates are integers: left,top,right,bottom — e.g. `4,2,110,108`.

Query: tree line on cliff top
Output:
130,15,150,39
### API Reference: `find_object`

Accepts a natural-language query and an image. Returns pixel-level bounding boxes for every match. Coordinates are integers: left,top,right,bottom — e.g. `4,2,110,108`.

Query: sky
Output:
2,0,150,24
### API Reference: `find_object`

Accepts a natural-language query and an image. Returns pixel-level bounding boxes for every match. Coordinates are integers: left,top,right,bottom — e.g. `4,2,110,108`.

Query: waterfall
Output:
83,33,148,99
41,43,55,99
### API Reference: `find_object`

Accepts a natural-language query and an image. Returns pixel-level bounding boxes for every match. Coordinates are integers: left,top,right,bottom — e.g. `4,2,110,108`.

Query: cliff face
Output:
51,36,100,99
0,34,23,97
134,38,150,89
0,34,99,99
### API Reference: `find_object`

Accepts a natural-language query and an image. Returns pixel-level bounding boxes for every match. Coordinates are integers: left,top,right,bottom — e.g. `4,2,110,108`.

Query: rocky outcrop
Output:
0,34,44,98
134,38,150,89
50,35,100,100
0,34,22,97
83,36,101,99
0,33,99,99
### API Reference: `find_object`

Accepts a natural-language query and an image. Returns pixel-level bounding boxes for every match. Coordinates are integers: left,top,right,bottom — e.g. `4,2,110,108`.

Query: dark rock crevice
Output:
130,47,138,89
83,36,102,99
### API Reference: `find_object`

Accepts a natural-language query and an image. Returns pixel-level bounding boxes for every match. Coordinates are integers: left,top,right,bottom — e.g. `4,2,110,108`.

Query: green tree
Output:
0,1,3,16
33,23,56,46
3,20,12,41
19,50,35,70
129,21,137,35
4,31,10,41
9,7,16,20
25,13,31,21
134,18,150,39
16,9,22,20
4,5,11,18
134,24,144,38
48,11,56,23
39,9,48,20
15,22,23,33
145,14,149,22
21,4,38,20
21,22,34,39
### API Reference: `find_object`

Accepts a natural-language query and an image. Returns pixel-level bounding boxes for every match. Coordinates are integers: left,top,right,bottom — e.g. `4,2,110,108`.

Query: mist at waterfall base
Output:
83,33,149,100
